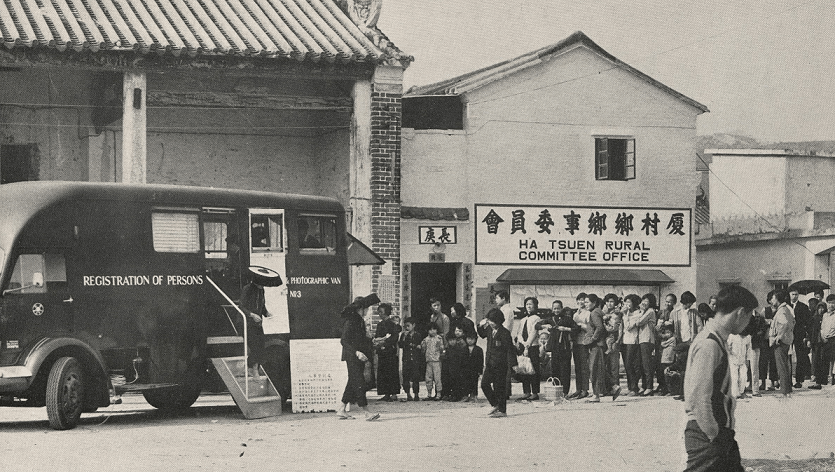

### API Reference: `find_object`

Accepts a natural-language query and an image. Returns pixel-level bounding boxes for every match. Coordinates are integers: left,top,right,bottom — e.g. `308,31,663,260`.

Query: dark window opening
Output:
298,215,337,253
250,214,284,252
595,137,635,181
1,144,39,184
402,96,464,130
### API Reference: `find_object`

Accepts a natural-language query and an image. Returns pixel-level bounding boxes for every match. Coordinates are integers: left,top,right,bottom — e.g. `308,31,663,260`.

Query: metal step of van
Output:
210,356,282,419
207,336,244,358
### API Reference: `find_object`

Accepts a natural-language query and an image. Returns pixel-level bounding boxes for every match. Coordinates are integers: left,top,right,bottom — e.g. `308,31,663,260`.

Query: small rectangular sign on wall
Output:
419,226,457,244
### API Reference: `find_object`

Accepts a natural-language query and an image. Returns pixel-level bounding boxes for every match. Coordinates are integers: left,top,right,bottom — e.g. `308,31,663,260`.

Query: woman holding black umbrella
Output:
239,266,282,380
337,294,381,421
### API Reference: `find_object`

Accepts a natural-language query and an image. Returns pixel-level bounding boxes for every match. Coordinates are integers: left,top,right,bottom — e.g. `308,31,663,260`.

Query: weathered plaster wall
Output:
785,156,835,214
0,69,92,181
697,238,804,302
710,155,786,220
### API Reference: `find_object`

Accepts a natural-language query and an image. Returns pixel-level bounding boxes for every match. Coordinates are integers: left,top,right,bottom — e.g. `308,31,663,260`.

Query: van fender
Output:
23,337,112,407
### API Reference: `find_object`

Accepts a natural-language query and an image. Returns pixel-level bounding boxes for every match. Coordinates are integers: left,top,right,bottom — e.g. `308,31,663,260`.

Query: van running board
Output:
210,356,282,419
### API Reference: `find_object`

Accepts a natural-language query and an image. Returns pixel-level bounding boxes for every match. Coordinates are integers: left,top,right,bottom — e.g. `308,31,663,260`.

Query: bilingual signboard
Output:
475,204,691,266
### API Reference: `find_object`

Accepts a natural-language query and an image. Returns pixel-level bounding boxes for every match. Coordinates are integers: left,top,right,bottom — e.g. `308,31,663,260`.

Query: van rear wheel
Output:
143,385,201,411
46,357,84,430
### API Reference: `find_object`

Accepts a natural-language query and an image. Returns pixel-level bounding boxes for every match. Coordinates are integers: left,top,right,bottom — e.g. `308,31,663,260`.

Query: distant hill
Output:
768,140,835,155
696,133,835,155
694,134,764,170
695,134,835,170
696,133,763,152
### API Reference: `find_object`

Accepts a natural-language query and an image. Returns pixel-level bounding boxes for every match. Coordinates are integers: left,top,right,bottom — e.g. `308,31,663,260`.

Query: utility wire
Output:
696,152,817,256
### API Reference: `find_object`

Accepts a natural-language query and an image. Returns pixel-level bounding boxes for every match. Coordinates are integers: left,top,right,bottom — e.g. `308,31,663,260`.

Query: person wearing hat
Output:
239,266,283,380
239,278,271,380
477,308,518,418
337,294,381,421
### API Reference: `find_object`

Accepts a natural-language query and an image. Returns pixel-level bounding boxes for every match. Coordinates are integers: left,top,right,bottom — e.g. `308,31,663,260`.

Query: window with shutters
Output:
151,211,200,253
595,137,635,181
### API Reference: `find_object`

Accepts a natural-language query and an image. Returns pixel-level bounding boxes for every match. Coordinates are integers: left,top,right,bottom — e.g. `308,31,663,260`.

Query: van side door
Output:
248,210,289,335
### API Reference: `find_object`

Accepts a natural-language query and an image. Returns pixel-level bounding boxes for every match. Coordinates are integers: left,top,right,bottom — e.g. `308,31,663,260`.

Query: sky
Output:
377,0,835,142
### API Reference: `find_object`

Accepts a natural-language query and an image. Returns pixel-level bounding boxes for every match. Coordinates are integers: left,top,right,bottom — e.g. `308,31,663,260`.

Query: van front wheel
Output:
46,357,84,430
143,385,201,411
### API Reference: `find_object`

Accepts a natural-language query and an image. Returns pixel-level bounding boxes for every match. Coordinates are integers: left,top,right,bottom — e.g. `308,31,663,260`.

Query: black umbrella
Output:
247,266,283,287
787,279,830,295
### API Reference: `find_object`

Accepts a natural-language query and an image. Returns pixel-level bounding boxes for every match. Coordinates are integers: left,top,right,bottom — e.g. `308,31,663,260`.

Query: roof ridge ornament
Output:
336,0,412,67
340,0,382,30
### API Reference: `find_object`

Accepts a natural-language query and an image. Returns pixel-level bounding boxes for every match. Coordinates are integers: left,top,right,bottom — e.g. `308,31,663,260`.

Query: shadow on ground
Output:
743,458,835,472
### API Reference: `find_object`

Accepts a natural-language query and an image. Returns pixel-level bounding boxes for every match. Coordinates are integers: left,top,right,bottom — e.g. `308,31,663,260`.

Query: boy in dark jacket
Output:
398,317,423,401
463,332,484,402
666,340,691,399
477,308,518,417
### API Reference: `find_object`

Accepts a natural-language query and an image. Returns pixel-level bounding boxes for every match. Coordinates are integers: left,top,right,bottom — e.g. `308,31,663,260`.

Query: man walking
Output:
478,308,518,418
683,285,758,471
789,288,811,387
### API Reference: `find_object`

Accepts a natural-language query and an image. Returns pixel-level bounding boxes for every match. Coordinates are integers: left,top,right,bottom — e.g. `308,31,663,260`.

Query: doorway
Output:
410,263,458,318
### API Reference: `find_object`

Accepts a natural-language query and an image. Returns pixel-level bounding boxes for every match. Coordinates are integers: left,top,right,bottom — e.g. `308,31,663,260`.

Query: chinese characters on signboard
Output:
290,339,348,413
419,226,457,244
475,204,691,266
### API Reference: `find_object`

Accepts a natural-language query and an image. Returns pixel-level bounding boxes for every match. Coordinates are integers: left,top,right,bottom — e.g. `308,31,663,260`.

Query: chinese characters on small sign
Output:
290,339,348,413
475,204,691,266
419,226,457,244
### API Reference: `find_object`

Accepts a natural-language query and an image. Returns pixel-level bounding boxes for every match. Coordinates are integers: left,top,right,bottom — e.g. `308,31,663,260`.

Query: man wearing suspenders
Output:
683,285,759,471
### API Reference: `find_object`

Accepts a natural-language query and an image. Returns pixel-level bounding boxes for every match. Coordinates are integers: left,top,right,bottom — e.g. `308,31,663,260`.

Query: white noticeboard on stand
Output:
289,339,348,413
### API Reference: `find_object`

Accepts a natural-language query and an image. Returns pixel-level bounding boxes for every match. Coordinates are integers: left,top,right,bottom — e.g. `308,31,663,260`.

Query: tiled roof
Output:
0,0,398,63
401,206,469,221
407,31,708,113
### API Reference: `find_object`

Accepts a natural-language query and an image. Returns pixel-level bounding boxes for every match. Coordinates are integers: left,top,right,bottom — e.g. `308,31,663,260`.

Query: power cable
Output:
696,152,817,256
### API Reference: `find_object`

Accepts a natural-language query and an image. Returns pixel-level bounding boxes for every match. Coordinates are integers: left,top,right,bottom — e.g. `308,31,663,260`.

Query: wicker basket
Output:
542,377,565,404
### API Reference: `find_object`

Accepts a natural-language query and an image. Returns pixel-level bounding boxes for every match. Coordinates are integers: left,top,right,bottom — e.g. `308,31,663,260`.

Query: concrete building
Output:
0,0,410,300
400,31,708,319
697,148,835,301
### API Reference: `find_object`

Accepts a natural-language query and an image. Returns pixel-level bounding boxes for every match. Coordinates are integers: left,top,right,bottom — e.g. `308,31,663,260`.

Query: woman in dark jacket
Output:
808,302,827,389
373,303,401,401
337,294,380,421
536,305,578,395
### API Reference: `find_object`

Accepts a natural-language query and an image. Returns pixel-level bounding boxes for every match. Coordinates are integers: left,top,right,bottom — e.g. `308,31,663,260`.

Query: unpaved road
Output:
1,385,835,471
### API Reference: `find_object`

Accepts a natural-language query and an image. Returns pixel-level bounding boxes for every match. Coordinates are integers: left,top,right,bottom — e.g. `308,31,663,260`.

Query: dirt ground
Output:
1,381,835,471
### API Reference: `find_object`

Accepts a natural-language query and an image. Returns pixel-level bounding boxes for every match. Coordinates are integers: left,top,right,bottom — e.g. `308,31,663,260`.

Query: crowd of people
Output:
337,286,835,421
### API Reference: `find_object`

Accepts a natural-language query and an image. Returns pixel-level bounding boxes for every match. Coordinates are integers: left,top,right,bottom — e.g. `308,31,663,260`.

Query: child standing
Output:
463,333,484,402
659,326,677,395
538,331,552,375
421,323,445,400
728,332,752,399
603,309,623,355
398,318,423,401
446,326,469,401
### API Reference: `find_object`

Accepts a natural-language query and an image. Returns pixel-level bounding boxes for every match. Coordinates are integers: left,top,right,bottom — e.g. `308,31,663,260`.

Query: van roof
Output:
0,181,345,215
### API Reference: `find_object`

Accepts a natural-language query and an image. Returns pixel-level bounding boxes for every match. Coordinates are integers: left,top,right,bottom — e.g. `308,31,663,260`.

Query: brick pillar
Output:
370,65,403,315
